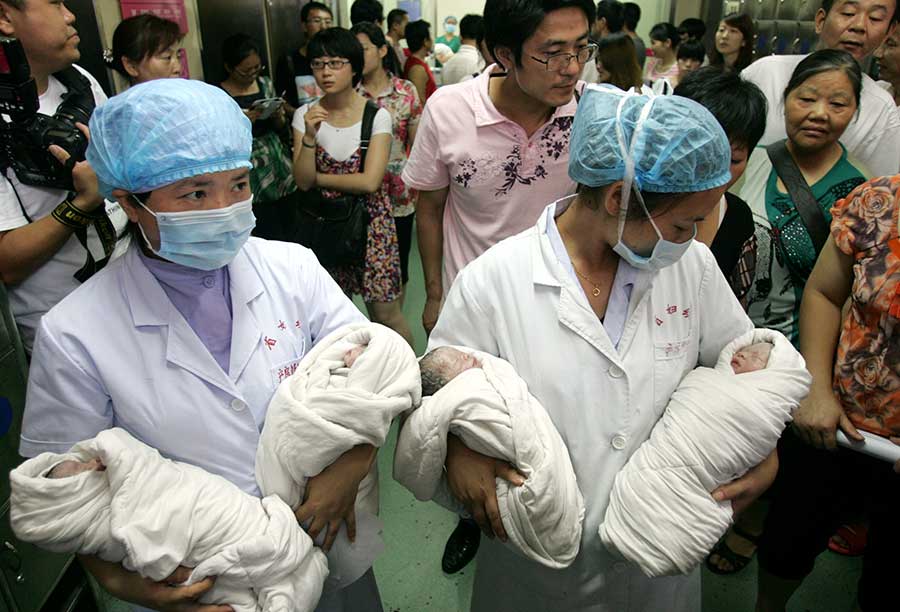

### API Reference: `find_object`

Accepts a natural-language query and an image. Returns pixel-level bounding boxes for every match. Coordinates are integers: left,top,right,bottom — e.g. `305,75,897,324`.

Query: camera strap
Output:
71,207,118,283
53,67,95,115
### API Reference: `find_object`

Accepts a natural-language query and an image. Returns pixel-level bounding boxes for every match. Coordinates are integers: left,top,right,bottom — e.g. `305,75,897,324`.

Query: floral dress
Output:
831,175,900,437
359,76,422,218
316,145,401,304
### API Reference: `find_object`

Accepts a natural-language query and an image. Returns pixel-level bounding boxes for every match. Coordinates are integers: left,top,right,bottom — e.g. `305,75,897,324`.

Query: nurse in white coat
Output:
428,86,781,611
20,80,383,612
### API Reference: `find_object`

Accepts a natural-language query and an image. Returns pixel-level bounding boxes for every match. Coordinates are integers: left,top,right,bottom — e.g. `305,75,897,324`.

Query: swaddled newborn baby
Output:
599,329,810,577
11,428,328,612
394,347,585,569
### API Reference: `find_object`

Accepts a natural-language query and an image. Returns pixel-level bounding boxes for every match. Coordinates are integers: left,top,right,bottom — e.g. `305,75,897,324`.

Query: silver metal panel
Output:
196,0,269,84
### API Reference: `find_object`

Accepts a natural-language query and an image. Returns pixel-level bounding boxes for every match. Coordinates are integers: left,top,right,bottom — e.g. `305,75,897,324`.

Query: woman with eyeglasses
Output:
219,34,297,238
293,28,414,349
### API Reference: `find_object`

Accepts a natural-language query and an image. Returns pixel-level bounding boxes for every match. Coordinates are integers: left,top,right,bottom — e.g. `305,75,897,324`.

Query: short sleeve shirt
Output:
292,103,392,161
0,65,131,353
830,175,900,437
401,65,578,292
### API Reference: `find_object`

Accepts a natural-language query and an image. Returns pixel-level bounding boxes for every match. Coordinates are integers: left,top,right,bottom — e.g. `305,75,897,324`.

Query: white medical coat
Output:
20,238,366,495
429,202,753,612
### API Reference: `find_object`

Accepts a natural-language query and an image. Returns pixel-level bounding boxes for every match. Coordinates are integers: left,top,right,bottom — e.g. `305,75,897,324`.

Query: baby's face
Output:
731,343,772,374
47,458,105,479
343,345,366,368
441,348,482,380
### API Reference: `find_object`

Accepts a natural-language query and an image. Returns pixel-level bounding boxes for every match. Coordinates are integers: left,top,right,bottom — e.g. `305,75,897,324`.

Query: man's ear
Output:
494,45,514,72
813,8,827,36
0,2,18,38
113,189,140,223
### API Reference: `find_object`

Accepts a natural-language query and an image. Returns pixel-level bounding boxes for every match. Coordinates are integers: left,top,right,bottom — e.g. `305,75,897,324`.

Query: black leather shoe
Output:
441,517,481,574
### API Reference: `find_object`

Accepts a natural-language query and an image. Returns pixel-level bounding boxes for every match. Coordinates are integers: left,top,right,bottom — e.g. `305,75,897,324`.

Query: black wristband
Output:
302,139,316,149
51,198,94,229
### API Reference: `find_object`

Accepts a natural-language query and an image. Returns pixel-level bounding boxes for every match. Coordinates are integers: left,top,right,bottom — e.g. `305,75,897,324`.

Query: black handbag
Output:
294,100,379,267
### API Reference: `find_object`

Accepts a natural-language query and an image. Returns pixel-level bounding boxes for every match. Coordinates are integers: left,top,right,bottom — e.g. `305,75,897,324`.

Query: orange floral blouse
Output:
830,175,900,437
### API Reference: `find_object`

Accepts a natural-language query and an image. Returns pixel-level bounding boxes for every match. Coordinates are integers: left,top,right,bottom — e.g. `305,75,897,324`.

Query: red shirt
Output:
403,55,437,101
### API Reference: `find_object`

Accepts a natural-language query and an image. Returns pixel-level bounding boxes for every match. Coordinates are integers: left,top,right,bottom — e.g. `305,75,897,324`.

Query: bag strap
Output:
766,140,831,252
358,100,379,172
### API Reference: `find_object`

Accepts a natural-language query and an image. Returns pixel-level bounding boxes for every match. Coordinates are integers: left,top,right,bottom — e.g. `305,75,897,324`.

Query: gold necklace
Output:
571,262,603,297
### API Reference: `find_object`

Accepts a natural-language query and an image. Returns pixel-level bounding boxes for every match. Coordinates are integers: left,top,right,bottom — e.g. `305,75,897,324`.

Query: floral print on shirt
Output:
831,175,900,437
359,76,422,217
453,115,575,196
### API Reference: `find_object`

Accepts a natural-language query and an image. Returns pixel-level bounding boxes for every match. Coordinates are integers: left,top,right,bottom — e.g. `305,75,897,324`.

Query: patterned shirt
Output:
359,76,422,217
831,175,900,437
402,65,579,292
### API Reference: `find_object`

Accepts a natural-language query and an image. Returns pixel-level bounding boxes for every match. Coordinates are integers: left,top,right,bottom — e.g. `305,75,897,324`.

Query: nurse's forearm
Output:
416,188,448,300
0,217,76,285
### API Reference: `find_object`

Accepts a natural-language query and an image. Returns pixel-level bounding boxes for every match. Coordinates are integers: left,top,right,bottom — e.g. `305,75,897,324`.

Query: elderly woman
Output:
424,85,787,611
19,79,385,612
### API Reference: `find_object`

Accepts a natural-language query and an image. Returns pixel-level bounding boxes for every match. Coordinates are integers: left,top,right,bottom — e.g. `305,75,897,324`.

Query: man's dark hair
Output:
350,0,384,25
405,19,431,53
460,14,484,41
387,8,408,29
674,66,768,152
676,38,706,62
596,1,624,33
622,2,640,31
677,17,706,40
484,0,596,67
307,27,365,86
821,0,899,23
109,14,182,81
301,1,333,22
0,1,25,9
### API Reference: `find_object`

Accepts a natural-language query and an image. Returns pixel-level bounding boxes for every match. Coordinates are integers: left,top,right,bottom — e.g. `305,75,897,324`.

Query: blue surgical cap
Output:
568,85,731,193
88,79,252,198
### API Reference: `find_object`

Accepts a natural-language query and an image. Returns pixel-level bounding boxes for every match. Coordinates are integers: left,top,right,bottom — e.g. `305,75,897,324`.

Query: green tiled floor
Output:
101,226,863,611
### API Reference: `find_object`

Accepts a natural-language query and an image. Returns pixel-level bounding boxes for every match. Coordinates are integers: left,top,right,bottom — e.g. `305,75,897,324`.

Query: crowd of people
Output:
1,0,899,611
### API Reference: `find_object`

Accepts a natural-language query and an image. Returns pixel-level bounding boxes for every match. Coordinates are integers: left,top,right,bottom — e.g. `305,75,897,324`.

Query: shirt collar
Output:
358,75,403,100
471,65,580,128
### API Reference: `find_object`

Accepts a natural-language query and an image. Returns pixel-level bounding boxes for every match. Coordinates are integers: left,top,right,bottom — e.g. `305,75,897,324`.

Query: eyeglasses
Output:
234,64,264,77
530,44,597,72
307,17,333,26
310,58,351,71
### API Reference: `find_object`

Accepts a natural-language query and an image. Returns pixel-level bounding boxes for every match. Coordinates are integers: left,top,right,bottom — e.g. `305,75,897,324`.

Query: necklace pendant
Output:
592,287,601,297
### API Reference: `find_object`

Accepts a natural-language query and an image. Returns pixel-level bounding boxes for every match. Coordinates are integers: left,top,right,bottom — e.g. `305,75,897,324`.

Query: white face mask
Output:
611,93,694,271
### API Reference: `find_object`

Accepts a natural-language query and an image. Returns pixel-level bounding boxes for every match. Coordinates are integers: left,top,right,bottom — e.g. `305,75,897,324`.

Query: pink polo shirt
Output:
401,65,578,292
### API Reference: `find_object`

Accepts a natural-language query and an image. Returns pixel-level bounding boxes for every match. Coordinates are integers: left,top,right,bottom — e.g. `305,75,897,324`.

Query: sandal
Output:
828,522,868,557
705,524,760,575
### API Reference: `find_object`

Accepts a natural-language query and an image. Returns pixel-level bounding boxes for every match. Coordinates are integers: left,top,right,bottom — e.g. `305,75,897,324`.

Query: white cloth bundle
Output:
599,328,811,577
256,323,421,589
10,428,328,612
393,350,585,569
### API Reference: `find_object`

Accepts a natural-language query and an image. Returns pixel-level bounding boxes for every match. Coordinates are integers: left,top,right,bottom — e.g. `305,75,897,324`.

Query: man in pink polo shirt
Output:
402,0,597,334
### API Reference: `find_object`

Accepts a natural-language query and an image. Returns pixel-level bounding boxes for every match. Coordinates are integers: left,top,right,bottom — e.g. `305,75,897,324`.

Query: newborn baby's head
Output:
420,347,482,397
46,458,105,479
343,344,367,368
730,342,773,374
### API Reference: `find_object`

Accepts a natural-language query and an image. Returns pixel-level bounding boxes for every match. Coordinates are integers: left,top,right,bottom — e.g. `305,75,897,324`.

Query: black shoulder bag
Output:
766,140,831,253
294,101,378,267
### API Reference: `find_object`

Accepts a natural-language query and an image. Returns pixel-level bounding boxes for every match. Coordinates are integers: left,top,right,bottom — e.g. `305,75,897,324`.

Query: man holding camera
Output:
0,0,129,354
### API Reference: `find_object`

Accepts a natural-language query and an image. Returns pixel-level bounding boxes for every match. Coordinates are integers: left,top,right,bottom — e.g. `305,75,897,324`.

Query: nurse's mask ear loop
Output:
615,93,658,241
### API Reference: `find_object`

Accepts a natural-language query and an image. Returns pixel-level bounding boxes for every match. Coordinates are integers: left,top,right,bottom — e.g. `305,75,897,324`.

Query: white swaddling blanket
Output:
599,328,811,577
10,428,328,612
256,323,420,589
393,350,585,569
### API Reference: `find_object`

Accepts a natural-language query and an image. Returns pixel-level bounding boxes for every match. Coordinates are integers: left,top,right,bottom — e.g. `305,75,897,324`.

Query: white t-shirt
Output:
0,65,131,353
291,103,391,162
441,45,484,87
742,54,900,178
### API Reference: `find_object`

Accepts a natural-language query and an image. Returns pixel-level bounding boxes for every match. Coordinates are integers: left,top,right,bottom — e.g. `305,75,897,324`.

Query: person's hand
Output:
444,433,525,541
79,557,231,612
422,295,442,336
48,122,102,212
303,104,329,139
711,450,778,515
243,108,262,124
294,444,375,552
793,386,862,450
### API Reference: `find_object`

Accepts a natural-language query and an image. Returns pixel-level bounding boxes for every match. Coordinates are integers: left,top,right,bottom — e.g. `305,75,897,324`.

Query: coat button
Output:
231,399,245,412
611,434,627,450
202,276,215,288
608,365,624,378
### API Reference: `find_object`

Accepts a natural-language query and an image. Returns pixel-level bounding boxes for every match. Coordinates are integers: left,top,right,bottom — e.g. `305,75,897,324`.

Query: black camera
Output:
0,36,94,191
